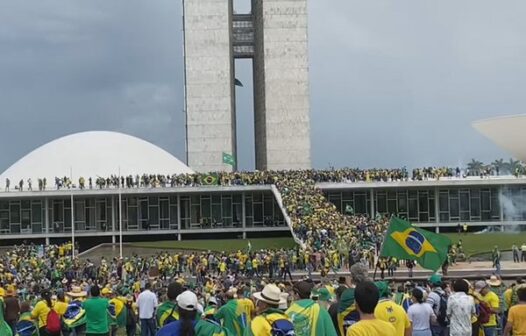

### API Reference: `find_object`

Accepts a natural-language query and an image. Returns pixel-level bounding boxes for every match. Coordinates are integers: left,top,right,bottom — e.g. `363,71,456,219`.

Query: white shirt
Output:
137,289,158,319
446,292,475,336
408,302,435,331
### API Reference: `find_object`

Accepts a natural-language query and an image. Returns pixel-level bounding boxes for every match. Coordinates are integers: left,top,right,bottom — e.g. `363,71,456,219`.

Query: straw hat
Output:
67,286,87,298
486,275,502,287
253,284,286,306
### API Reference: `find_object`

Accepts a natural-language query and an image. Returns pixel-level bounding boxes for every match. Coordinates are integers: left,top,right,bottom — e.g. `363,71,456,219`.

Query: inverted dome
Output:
0,131,193,184
473,115,526,162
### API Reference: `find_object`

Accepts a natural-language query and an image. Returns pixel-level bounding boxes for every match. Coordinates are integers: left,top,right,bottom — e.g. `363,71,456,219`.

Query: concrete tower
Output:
184,0,311,172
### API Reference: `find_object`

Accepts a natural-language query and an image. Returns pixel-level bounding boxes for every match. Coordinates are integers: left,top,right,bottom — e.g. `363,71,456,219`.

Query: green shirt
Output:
83,297,110,334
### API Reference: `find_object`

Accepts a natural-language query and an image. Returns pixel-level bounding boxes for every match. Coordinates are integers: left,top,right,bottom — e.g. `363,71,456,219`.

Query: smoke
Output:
499,189,522,232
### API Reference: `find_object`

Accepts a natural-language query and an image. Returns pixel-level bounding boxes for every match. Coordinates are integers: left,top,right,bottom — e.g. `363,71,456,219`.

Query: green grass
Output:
444,232,526,256
130,233,526,256
130,237,296,253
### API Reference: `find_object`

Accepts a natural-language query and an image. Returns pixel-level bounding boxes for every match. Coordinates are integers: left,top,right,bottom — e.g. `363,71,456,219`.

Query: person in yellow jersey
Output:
474,280,500,336
245,284,292,336
347,281,396,336
31,289,60,336
373,282,411,336
503,286,526,336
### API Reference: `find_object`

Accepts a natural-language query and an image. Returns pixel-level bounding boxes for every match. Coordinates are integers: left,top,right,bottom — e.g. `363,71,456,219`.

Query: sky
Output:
1,0,526,173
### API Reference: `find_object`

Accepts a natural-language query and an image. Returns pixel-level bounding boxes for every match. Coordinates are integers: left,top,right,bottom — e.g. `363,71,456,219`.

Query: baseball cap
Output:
474,280,488,292
428,274,442,286
177,290,198,311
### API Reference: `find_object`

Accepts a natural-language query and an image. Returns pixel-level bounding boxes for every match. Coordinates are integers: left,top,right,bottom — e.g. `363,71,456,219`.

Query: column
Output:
177,194,182,241
111,196,116,245
435,187,440,233
499,186,505,231
369,189,374,218
242,192,247,239
44,197,50,245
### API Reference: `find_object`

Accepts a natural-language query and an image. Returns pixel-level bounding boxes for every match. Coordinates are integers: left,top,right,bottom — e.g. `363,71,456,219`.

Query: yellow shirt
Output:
481,291,500,327
249,311,290,336
374,300,411,336
508,304,526,336
504,288,513,309
31,300,52,328
347,318,397,336
54,301,68,316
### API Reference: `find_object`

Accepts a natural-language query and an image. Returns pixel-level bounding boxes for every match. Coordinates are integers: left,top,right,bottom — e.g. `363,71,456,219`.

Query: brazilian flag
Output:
380,217,451,271
200,174,219,185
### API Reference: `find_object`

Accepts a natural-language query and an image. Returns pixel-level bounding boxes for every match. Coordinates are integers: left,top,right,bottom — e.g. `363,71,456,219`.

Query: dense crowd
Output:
4,159,526,192
2,246,526,336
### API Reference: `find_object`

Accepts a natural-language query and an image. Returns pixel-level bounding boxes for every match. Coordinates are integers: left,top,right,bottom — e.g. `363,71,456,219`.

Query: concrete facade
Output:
184,0,236,172
184,0,311,172
253,0,311,170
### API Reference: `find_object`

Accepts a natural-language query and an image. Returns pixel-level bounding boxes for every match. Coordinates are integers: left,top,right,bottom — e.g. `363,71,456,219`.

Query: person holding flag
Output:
214,288,253,335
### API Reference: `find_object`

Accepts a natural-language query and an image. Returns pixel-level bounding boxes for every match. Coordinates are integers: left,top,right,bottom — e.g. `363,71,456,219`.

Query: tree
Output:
467,159,484,175
508,158,522,174
492,158,506,174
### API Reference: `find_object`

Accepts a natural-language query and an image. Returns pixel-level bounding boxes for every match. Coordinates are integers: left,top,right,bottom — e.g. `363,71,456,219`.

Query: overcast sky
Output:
1,0,525,173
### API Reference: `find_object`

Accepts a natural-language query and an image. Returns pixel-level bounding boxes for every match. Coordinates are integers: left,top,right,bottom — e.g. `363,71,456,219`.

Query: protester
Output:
286,280,337,335
137,283,158,336
346,280,396,336
30,289,60,336
214,287,254,335
407,288,436,336
83,285,111,336
156,282,183,327
245,284,293,336
474,280,500,336
446,280,475,336
157,290,231,336
503,286,526,336
374,282,411,336
425,274,447,336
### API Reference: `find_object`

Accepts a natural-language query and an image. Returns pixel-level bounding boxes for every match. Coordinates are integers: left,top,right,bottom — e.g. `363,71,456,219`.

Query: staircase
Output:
270,185,306,249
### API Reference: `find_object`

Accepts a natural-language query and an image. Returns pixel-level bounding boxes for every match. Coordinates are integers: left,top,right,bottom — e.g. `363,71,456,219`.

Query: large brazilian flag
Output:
380,217,451,271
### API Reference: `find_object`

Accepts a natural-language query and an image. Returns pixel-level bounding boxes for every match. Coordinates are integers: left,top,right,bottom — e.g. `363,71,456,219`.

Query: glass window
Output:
201,198,211,218
169,205,178,225
31,202,42,223
408,199,418,220
212,204,222,222
376,192,386,213
460,191,470,212
481,191,491,211
470,197,480,218
438,191,451,212
418,192,428,212
223,198,232,217
450,197,459,218
128,207,138,229
253,203,263,224
160,200,169,219
75,201,85,222
355,194,366,214
149,206,159,225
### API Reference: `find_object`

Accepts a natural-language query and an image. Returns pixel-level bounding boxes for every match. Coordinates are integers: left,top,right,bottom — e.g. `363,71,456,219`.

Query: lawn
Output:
130,233,526,256
130,237,296,253
444,232,526,256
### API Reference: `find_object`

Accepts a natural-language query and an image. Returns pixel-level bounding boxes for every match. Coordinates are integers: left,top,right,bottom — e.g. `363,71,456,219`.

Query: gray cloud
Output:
1,0,525,173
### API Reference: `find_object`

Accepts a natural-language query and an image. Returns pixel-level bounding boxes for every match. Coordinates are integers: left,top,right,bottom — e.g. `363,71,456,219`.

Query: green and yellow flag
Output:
222,152,236,166
380,217,451,271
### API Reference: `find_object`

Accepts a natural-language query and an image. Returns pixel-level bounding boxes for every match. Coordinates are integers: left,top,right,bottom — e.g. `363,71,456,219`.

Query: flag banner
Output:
200,174,219,185
380,217,451,271
222,152,236,166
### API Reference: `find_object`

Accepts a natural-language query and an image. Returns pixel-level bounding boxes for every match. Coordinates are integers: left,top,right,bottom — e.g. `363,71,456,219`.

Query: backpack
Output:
45,309,61,334
267,317,295,336
433,291,448,327
477,301,491,325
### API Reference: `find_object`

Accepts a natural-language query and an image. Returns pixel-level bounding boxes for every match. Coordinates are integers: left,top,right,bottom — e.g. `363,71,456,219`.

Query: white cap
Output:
177,290,198,311
208,296,218,305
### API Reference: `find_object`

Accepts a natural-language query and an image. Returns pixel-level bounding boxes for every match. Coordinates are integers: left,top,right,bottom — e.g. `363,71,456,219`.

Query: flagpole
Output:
119,166,123,258
70,166,75,259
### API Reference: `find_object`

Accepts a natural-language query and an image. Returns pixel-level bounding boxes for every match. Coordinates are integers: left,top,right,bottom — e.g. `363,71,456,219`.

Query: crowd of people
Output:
3,160,526,192
1,250,526,336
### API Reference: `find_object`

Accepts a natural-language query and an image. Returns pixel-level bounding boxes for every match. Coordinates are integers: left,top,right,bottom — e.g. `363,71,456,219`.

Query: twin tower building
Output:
184,0,311,172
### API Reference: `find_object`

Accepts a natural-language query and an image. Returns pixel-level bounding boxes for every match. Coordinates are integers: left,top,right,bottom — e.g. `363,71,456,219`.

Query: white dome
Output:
473,115,526,162
0,131,193,184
